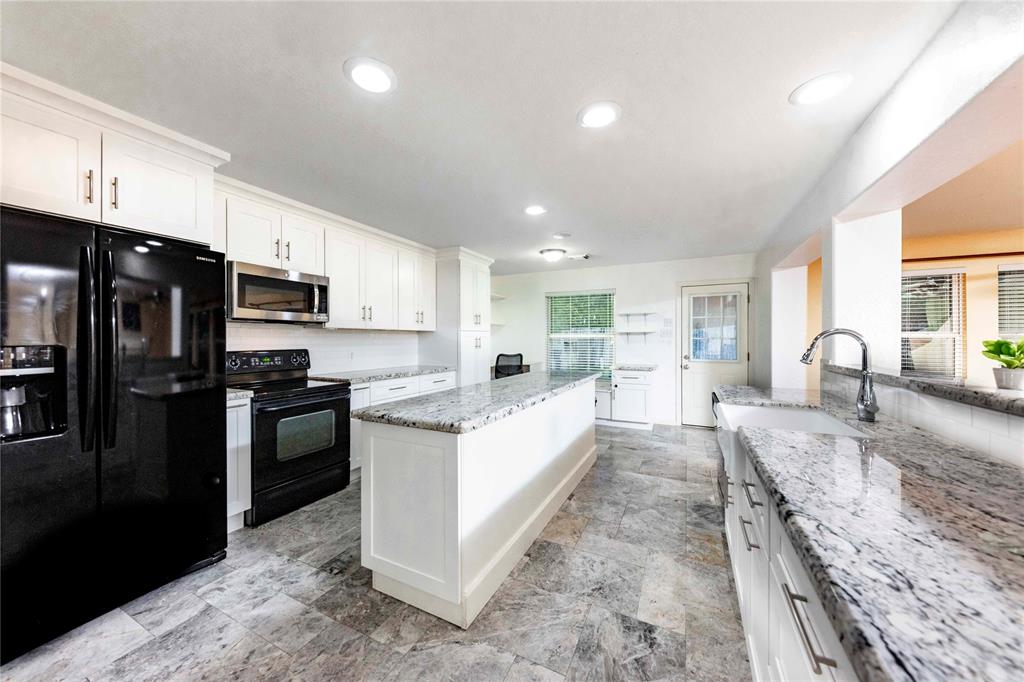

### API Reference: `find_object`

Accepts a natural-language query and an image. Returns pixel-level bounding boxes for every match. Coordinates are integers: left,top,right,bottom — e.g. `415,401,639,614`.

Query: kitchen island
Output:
353,371,599,628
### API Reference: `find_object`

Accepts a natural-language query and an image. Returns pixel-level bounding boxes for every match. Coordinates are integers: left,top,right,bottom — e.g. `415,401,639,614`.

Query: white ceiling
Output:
903,140,1024,237
1,1,958,274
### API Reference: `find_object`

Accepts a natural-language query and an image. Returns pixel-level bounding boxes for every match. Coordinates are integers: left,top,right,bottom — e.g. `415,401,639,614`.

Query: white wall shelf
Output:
491,292,507,301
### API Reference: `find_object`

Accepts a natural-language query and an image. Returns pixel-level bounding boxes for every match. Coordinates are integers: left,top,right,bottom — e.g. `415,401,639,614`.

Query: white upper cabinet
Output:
225,196,324,274
398,249,437,331
459,260,491,331
1,92,102,222
101,131,214,244
1,67,229,241
324,228,365,329
364,239,398,329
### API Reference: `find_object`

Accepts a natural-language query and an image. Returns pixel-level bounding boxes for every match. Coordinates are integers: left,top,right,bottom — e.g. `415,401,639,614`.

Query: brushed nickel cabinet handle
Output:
86,170,94,204
739,516,759,551
782,582,838,674
361,305,366,321
285,241,291,261
369,306,373,321
275,238,281,258
742,480,763,507
110,177,119,209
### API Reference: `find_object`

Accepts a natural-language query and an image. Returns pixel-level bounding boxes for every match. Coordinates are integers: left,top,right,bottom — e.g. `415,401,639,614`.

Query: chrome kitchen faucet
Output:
800,328,879,422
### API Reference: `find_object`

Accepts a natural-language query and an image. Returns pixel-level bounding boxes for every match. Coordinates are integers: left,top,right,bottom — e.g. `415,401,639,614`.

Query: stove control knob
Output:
298,353,308,366
227,355,241,371
290,353,299,366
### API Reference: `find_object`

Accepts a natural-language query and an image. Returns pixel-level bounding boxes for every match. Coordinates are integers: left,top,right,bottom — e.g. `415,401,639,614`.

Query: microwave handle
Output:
313,283,321,315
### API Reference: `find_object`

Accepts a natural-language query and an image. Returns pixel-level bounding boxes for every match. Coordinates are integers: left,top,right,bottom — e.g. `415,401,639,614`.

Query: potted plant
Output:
982,339,1024,390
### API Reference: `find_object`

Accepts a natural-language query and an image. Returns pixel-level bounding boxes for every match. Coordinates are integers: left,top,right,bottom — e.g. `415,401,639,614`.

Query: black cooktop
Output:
225,349,349,401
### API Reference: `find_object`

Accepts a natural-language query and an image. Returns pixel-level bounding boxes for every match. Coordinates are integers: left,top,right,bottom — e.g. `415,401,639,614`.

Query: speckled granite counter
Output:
226,387,253,401
310,365,452,385
352,371,601,434
713,384,1024,682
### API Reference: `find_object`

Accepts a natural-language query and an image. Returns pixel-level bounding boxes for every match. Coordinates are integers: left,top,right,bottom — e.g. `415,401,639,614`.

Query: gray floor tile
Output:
192,633,293,681
617,503,687,554
505,656,566,681
238,592,334,654
288,621,403,681
312,567,406,636
539,511,590,547
567,604,687,681
684,603,750,681
385,640,517,682
637,551,688,635
575,519,648,567
370,603,443,654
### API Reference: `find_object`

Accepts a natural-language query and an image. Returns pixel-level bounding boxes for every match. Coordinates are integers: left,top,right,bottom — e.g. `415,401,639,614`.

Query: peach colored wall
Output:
902,228,1023,387
806,258,822,387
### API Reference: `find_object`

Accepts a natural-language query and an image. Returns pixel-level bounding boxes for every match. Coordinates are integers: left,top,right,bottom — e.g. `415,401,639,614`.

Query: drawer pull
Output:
388,385,409,391
739,516,760,551
432,379,447,383
782,582,838,674
742,480,763,507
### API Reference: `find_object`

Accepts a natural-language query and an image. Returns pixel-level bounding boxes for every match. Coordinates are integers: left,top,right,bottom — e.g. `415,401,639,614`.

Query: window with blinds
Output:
998,264,1024,339
546,292,615,379
901,269,965,381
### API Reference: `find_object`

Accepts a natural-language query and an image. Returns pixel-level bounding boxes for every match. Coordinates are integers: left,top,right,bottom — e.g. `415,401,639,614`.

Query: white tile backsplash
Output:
824,369,1023,467
227,322,420,374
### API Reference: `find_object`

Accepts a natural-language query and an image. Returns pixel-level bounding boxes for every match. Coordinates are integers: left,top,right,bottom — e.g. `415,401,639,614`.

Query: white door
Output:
226,196,281,268
1,92,103,222
418,253,437,330
324,228,365,329
281,213,324,275
681,282,748,426
396,249,419,330
364,239,397,329
101,132,213,243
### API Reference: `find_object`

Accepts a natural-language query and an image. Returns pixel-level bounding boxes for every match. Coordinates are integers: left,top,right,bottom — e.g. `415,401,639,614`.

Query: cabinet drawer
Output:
370,377,419,403
418,372,456,394
743,457,770,542
612,370,651,385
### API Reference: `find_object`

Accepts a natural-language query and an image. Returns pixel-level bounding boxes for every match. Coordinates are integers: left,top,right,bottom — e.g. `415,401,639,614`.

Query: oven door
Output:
251,391,349,492
228,261,329,324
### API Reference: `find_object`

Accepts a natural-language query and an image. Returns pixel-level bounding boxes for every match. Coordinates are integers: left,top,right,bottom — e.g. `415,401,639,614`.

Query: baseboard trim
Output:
596,418,653,431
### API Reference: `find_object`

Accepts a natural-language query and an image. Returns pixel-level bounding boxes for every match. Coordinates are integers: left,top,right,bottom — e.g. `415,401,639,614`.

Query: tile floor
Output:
1,425,749,681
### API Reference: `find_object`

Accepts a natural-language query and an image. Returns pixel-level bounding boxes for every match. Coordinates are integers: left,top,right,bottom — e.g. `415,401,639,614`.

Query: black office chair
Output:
494,353,525,379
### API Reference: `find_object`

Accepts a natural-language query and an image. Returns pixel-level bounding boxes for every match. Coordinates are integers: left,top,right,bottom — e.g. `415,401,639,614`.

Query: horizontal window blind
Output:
998,264,1024,338
546,292,614,379
901,270,965,381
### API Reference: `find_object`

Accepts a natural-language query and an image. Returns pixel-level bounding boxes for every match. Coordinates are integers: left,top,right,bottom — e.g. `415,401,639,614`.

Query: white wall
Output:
751,2,1024,387
227,323,419,375
828,210,903,373
770,266,809,389
491,252,757,425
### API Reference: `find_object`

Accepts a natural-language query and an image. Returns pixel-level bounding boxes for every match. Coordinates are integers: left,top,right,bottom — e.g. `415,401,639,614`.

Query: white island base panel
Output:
360,380,597,628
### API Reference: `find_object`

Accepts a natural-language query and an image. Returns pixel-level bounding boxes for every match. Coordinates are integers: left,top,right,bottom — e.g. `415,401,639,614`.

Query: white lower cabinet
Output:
610,371,651,423
726,440,855,682
226,396,253,533
595,389,612,419
458,331,491,386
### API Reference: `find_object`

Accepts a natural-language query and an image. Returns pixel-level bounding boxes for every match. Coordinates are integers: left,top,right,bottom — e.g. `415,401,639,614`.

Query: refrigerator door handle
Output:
101,250,119,448
78,245,97,452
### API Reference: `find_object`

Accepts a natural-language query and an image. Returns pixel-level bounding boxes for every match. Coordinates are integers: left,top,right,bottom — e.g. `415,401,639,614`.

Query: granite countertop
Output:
824,361,1024,417
226,387,253,401
713,384,1024,682
310,365,453,385
352,371,601,434
614,364,658,372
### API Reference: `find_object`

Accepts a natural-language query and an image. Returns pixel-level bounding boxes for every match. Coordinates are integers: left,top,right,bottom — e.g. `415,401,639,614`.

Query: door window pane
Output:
277,409,335,461
690,294,738,361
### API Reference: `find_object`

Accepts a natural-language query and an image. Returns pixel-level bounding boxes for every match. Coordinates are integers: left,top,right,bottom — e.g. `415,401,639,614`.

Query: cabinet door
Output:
1,92,102,221
226,195,281,268
458,331,481,386
477,332,492,384
475,262,491,328
612,385,648,422
396,249,419,330
349,385,370,470
596,391,612,419
364,239,397,329
324,228,366,329
101,131,213,243
418,254,437,331
281,213,324,275
459,261,477,330
226,403,252,518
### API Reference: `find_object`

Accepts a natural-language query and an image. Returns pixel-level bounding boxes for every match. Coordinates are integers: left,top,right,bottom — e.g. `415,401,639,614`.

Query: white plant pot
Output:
992,367,1024,390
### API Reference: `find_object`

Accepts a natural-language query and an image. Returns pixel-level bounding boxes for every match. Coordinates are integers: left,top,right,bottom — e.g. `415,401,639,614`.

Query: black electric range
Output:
226,349,351,526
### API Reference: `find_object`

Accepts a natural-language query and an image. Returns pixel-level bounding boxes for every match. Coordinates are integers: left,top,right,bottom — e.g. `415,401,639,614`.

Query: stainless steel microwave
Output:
228,261,329,324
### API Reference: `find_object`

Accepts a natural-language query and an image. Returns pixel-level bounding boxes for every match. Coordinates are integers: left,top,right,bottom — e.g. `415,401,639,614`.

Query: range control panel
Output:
226,349,310,373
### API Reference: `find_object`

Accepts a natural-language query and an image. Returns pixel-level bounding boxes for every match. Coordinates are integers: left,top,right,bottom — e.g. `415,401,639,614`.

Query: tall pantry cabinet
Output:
420,248,494,386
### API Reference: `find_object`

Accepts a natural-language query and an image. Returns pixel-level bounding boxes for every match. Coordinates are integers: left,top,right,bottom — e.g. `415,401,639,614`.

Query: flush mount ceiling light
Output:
540,248,566,263
344,57,396,93
524,205,547,216
788,72,852,105
133,245,150,254
552,232,571,240
578,101,621,128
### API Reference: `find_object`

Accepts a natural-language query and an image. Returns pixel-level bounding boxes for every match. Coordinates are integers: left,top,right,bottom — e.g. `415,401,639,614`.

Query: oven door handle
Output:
253,392,349,414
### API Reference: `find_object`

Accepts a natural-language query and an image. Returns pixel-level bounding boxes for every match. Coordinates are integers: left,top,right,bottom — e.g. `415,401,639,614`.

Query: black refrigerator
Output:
0,207,227,662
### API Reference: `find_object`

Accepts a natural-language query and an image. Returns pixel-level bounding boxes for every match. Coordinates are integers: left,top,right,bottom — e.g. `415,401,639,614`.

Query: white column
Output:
770,266,810,389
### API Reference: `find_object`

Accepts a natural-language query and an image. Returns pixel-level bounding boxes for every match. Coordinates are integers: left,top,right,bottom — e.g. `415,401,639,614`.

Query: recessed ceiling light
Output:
524,205,546,216
552,232,570,240
344,57,396,93
788,72,852,105
145,240,163,247
578,101,621,128
540,248,566,263
133,245,150,254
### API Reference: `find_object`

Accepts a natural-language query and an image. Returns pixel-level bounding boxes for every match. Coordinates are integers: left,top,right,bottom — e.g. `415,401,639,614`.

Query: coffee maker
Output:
0,346,64,441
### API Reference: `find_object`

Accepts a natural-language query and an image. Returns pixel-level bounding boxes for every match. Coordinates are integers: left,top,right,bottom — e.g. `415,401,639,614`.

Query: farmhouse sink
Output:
715,403,864,438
